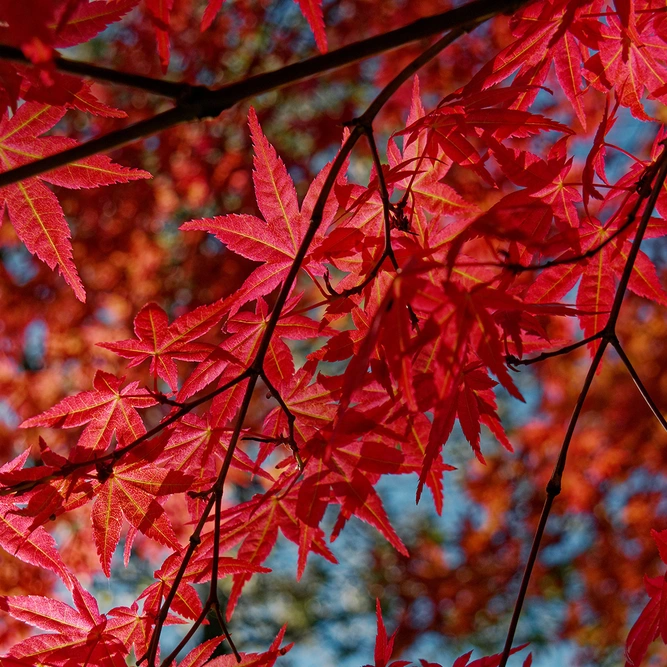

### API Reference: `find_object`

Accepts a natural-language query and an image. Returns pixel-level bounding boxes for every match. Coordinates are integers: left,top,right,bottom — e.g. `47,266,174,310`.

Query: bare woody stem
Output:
506,333,604,367
498,145,667,667
147,26,479,667
611,338,667,432
325,124,399,298
0,45,191,98
0,0,528,190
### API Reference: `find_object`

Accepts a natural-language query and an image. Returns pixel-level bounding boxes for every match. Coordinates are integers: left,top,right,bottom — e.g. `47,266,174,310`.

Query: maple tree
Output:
4,0,667,665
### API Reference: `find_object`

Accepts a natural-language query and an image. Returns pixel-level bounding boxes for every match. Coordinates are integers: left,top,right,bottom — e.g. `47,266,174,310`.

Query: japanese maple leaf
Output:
0,1,138,116
175,636,226,667
181,107,334,315
140,539,270,620
399,87,572,186
0,451,75,589
583,8,667,120
262,362,338,453
624,528,667,666
387,77,478,223
0,103,150,300
449,645,531,667
98,298,229,392
486,136,581,228
625,572,667,667
0,583,127,666
20,370,157,457
462,1,590,127
145,0,173,71
525,215,667,342
294,433,409,564
0,1,139,62
362,599,410,667
157,413,273,521
215,487,336,616
90,448,193,576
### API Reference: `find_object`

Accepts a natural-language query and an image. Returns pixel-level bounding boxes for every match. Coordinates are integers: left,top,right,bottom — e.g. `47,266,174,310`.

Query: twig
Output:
324,125,398,298
498,144,667,667
259,370,303,470
147,25,477,667
0,44,191,98
612,338,667,432
506,333,603,367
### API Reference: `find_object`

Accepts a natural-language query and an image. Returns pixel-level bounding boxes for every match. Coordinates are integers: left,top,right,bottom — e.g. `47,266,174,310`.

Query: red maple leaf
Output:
0,582,128,666
90,443,194,576
0,103,150,300
525,214,667,342
205,625,293,667
98,298,229,392
20,370,158,457
181,107,336,315
362,599,410,667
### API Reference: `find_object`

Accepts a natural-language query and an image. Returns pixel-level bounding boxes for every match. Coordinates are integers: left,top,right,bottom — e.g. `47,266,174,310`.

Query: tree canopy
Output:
1,1,667,666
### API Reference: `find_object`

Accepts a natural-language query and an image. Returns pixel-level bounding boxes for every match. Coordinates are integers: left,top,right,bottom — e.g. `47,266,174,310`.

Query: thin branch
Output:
499,338,608,667
0,0,528,190
142,490,217,665
209,489,241,661
159,605,210,667
498,144,667,667
145,26,476,666
325,125,398,298
506,333,603,367
612,338,667,432
259,370,303,470
0,44,191,98
213,604,238,661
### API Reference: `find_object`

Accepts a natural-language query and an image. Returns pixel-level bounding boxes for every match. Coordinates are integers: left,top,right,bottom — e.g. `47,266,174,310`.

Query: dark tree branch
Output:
498,145,667,667
147,26,473,667
259,370,303,469
612,338,667,432
0,44,191,98
0,0,528,190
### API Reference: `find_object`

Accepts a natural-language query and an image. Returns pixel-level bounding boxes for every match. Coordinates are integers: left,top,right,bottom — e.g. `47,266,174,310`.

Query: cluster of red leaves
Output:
2,1,667,667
